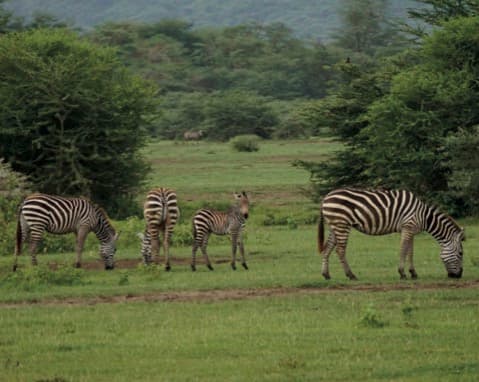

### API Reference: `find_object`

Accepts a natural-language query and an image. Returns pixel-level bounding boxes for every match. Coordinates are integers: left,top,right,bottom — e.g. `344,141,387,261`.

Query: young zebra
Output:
318,188,464,280
141,187,179,270
13,193,119,271
191,192,249,271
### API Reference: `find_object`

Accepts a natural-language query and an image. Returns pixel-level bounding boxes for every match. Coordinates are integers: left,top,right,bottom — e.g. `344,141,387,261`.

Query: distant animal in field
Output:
13,193,119,271
192,192,249,271
183,130,204,140
318,188,464,280
141,187,179,271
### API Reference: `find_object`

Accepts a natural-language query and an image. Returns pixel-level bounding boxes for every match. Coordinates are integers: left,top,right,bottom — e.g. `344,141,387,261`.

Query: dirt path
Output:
3,279,479,308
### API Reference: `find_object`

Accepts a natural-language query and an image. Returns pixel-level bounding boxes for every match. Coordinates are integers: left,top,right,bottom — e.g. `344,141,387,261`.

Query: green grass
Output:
1,289,478,381
142,138,340,204
1,138,479,381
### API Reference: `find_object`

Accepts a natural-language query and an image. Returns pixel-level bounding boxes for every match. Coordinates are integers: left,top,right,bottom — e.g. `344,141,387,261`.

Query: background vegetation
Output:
5,0,420,39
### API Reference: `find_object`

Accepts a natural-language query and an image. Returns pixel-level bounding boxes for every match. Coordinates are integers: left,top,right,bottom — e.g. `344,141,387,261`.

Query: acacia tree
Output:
0,28,158,217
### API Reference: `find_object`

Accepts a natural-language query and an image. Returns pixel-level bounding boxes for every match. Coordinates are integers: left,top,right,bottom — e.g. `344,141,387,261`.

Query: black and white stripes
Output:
191,192,249,271
13,193,118,271
318,188,464,280
141,187,179,270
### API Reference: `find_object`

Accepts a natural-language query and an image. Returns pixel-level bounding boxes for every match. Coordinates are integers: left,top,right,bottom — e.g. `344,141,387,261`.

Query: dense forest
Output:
5,0,420,39
1,0,479,218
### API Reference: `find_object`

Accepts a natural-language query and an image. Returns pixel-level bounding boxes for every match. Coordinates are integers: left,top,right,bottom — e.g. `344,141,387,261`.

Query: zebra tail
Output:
13,213,22,271
16,214,22,256
318,210,325,254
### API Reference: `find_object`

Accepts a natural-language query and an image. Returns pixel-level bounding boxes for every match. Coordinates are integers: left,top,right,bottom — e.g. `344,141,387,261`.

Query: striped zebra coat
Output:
13,193,118,271
191,192,249,271
318,188,464,280
141,187,179,270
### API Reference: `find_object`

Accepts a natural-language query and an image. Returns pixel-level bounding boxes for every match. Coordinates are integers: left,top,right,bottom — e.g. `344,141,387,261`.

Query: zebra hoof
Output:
348,273,358,281
191,264,196,272
231,263,237,271
410,270,418,279
12,264,17,272
322,272,331,280
165,265,171,272
75,262,82,269
104,265,114,270
207,264,214,271
242,263,248,270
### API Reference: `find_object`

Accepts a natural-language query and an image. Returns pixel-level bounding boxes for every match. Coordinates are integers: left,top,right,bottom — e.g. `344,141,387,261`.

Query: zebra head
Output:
234,191,249,219
100,231,120,270
441,228,464,278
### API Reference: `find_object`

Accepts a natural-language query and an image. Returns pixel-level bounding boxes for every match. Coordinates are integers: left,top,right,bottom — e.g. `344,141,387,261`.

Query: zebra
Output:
141,187,179,270
13,193,119,271
191,192,249,271
318,188,464,280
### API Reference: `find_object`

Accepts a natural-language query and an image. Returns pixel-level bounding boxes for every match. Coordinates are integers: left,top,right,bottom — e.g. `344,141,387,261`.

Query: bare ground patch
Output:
2,279,478,308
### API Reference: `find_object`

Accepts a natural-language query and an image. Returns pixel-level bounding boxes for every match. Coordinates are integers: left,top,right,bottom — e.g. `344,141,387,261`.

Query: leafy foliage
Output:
230,135,261,152
0,28,158,217
300,13,479,216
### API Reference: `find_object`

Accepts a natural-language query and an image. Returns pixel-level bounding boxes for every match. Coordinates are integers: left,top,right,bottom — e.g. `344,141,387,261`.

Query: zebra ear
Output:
461,227,466,241
136,232,145,241
114,231,121,241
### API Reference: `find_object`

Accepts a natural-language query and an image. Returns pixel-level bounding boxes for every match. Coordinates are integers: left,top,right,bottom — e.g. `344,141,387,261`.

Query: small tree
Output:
0,29,158,217
202,90,277,141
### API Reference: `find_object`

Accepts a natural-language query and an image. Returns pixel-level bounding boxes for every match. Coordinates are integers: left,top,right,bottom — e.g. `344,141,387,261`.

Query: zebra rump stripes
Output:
192,192,249,271
318,188,464,280
13,193,118,271
141,187,179,270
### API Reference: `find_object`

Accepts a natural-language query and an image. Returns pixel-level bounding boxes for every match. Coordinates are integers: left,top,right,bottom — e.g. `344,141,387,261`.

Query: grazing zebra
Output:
13,193,119,271
192,192,249,271
141,187,179,270
318,188,464,280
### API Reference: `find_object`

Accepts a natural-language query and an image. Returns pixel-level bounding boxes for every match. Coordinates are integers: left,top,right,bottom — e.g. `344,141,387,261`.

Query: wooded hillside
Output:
5,0,420,39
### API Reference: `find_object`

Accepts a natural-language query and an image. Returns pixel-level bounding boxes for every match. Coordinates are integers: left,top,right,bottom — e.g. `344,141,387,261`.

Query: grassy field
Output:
1,139,479,381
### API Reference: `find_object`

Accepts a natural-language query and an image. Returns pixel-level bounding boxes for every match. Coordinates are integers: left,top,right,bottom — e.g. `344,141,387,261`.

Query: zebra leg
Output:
141,230,153,265
230,233,238,270
399,230,414,279
321,232,336,280
405,233,418,279
29,240,40,266
239,236,248,270
75,226,89,268
191,239,199,271
201,234,214,270
163,225,172,272
333,227,356,280
150,228,160,264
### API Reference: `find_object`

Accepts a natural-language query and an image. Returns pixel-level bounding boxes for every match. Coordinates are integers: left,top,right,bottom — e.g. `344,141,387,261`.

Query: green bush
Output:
0,265,86,291
230,135,261,152
0,159,31,256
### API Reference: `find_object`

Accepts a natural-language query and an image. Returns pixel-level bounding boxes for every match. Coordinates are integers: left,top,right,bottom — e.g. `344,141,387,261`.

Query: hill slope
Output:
5,0,420,40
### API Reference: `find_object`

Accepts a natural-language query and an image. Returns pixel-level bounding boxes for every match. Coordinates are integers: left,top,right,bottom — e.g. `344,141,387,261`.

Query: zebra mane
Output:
91,202,116,233
429,203,462,233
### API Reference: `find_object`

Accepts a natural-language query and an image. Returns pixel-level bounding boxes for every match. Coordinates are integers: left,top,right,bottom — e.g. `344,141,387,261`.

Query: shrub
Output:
0,159,31,256
230,135,261,152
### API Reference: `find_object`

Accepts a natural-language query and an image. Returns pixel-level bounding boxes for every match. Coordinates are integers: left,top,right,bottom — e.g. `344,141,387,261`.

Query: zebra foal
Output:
192,192,249,271
318,188,464,280
13,193,119,271
141,187,179,270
